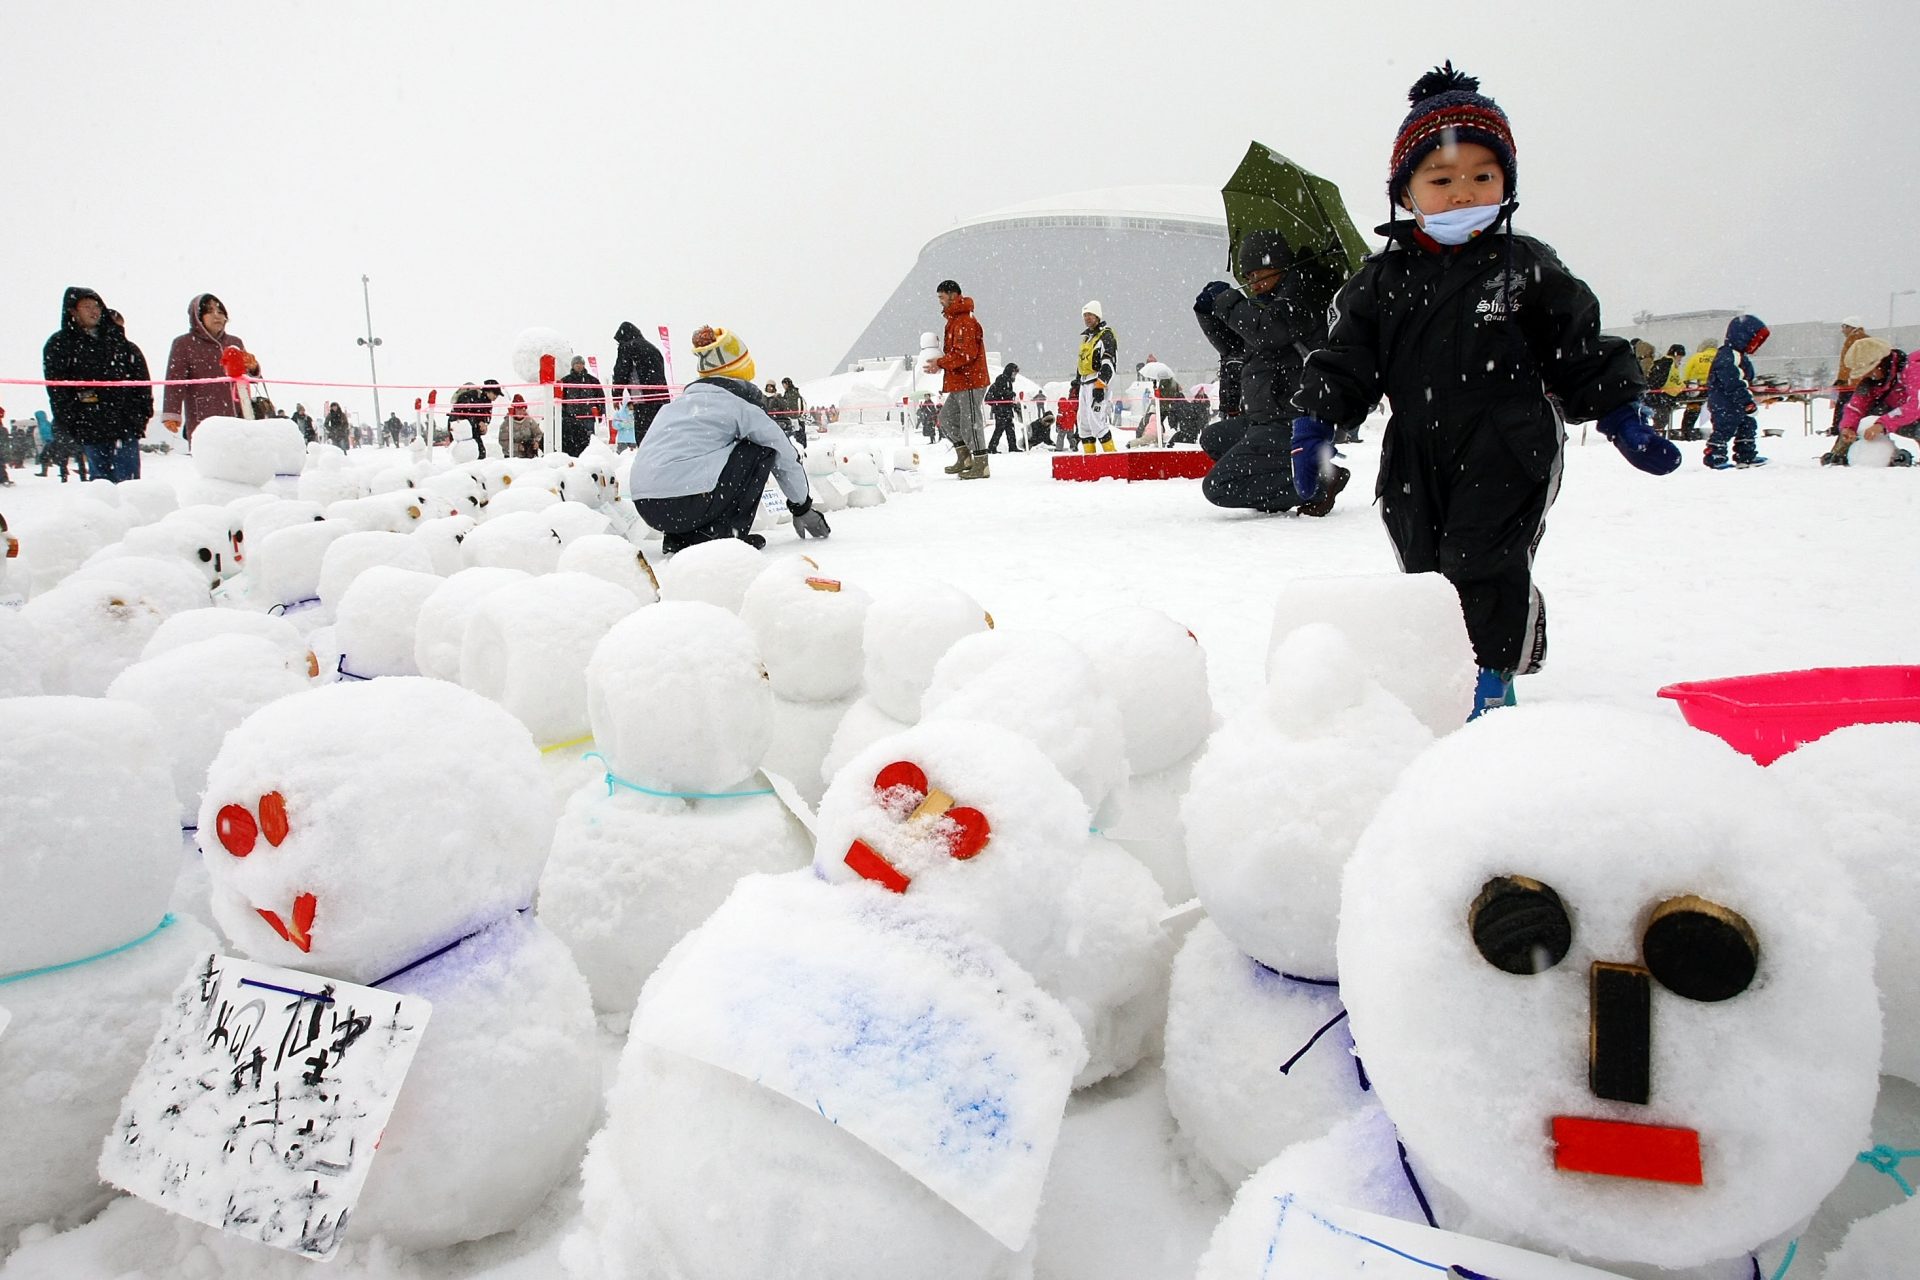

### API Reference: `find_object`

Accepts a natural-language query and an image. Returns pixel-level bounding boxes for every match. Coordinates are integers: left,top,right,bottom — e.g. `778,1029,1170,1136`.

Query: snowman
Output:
333,566,445,679
566,871,1087,1280
196,678,600,1251
819,579,992,785
539,601,812,1019
1208,704,1881,1278
814,720,1170,1087
655,536,769,613
19,573,173,696
1164,624,1432,1191
739,556,873,807
0,697,215,1247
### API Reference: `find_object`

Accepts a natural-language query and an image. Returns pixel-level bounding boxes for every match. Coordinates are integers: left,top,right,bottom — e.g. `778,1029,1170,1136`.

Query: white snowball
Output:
1163,919,1375,1191
14,498,129,594
250,520,349,609
462,509,564,575
814,721,1170,1087
0,610,43,695
334,566,443,678
546,498,613,545
106,635,309,823
141,608,308,670
65,554,209,616
411,566,529,681
587,600,771,793
89,521,227,588
20,577,170,695
656,537,768,613
412,513,477,576
315,529,434,610
740,557,873,703
539,783,811,1017
111,478,178,526
1268,572,1476,735
557,533,662,603
1185,628,1431,972
862,581,991,722
923,629,1130,813
1770,723,1920,1083
1848,433,1898,469
189,416,306,485
236,498,325,567
1339,705,1880,1269
1071,605,1212,775
480,483,561,519
510,327,574,383
460,572,640,744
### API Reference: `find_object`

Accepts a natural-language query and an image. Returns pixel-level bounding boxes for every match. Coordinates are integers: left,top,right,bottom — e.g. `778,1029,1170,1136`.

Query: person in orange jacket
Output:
923,279,991,479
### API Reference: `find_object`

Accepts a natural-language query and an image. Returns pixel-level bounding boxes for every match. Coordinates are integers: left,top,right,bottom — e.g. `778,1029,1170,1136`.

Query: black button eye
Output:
197,547,213,562
1470,876,1572,975
1643,896,1758,1002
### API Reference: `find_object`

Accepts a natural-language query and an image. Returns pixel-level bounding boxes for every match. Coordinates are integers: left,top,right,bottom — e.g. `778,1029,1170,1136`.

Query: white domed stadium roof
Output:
956,185,1226,230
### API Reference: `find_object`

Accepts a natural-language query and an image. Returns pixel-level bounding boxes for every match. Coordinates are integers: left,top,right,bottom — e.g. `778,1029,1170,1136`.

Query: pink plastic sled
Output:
1657,666,1920,765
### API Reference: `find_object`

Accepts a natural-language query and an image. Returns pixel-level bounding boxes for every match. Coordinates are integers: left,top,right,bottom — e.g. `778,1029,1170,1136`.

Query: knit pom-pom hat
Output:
1388,62,1517,205
691,325,755,383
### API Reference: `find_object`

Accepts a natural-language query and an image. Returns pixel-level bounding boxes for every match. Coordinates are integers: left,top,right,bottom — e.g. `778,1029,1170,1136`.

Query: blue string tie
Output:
370,906,531,989
1858,1143,1920,1197
267,596,320,617
581,751,775,801
0,914,179,987
1258,962,1371,1093
334,654,375,682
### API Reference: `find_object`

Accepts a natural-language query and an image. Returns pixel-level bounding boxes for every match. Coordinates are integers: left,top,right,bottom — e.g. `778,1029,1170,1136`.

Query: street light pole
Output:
356,274,384,434
1890,289,1917,329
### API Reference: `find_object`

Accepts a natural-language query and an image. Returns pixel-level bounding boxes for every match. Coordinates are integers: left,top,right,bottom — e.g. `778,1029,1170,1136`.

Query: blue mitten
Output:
1597,401,1681,476
1195,281,1235,312
1291,416,1335,498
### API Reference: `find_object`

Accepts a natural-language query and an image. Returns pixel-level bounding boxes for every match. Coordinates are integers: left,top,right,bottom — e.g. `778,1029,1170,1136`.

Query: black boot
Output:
1297,465,1350,518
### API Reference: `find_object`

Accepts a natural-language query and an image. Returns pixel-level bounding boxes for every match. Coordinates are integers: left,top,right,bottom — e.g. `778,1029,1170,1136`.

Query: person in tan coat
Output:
1832,317,1870,431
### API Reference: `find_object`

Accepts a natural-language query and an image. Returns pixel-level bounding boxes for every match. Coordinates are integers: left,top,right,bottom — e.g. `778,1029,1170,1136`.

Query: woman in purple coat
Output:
161,293,258,444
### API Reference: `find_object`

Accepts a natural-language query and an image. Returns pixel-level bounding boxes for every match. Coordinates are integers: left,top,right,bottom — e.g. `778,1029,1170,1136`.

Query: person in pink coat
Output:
1827,337,1917,465
160,293,258,444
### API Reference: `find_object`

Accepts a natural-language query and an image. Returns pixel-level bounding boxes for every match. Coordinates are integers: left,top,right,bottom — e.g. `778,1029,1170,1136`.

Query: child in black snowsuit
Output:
1290,64,1679,719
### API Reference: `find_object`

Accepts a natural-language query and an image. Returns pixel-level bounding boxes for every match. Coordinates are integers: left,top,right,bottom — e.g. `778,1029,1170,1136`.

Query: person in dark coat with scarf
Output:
161,293,256,444
612,322,669,445
557,356,606,456
984,364,1024,453
42,287,150,482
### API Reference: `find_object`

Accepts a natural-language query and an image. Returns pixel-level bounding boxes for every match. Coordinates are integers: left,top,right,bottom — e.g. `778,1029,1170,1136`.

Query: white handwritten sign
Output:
99,953,430,1259
637,873,1086,1251
1236,1194,1628,1279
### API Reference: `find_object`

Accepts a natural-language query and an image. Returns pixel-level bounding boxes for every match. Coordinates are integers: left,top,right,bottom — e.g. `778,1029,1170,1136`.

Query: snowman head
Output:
587,600,771,793
859,583,991,722
198,678,552,985
739,558,872,704
814,721,1092,962
1337,705,1879,1269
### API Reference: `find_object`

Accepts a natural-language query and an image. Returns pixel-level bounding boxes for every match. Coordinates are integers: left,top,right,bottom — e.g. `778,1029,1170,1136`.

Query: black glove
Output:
1195,280,1236,313
789,497,830,539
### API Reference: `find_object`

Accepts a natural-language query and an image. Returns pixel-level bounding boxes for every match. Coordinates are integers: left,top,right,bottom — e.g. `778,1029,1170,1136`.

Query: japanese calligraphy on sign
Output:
98,953,430,1259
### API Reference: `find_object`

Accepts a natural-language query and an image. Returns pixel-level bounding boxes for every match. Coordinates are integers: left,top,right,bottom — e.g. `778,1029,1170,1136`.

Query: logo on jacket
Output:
1476,270,1527,320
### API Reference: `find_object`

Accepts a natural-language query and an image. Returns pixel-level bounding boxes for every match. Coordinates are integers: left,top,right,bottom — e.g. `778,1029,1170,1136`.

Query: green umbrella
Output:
1221,141,1371,286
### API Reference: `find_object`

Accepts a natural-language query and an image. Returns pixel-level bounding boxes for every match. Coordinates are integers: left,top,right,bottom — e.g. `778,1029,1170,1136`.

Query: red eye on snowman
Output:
843,760,992,894
213,791,316,953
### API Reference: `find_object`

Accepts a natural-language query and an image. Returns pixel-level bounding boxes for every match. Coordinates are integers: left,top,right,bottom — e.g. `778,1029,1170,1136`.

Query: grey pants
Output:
937,387,987,452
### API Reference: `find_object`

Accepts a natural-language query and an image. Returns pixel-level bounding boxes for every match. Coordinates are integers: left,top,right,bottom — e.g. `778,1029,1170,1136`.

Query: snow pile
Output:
570,871,1086,1280
458,572,640,744
740,556,873,804
106,634,310,823
1770,722,1920,1083
334,566,443,678
542,601,809,1016
1267,572,1475,735
656,536,768,613
814,721,1170,1087
197,678,596,1251
1339,704,1880,1270
189,416,306,486
0,697,214,1246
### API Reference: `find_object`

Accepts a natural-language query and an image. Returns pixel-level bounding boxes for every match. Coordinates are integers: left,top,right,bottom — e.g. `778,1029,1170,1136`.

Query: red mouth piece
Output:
1552,1115,1703,1185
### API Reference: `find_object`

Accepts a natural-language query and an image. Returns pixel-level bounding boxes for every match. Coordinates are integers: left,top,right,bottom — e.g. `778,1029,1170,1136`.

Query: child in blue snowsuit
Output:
1289,65,1681,720
1704,313,1770,470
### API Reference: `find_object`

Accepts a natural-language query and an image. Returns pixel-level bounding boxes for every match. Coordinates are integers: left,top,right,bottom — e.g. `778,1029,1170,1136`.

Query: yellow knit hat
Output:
692,325,755,383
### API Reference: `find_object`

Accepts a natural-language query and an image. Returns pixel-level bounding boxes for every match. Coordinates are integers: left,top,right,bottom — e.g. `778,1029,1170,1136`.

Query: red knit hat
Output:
1389,63,1517,204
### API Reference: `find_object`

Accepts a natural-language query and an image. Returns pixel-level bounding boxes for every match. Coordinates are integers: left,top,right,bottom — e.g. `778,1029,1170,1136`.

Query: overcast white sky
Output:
4,0,1914,419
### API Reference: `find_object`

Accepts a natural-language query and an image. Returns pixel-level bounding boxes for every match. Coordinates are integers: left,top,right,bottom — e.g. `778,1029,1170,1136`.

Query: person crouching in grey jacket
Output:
629,326,830,553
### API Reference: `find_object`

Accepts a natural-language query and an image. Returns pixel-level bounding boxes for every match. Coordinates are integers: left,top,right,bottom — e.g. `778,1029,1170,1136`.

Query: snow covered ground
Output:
1,402,1915,1280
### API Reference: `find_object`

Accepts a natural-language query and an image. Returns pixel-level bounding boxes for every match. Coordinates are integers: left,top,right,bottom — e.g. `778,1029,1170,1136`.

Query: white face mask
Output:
1416,202,1505,245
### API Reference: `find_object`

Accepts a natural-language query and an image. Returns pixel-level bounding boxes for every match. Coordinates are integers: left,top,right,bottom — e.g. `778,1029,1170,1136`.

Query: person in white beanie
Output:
1070,301,1119,453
